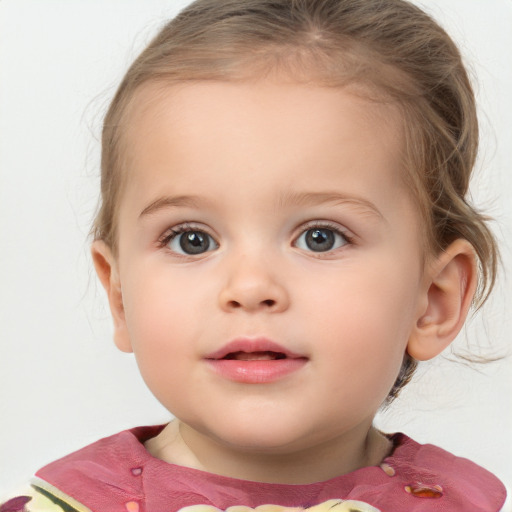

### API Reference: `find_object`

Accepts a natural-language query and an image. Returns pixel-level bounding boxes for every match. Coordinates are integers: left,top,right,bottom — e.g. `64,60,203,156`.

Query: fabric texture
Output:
1,425,506,512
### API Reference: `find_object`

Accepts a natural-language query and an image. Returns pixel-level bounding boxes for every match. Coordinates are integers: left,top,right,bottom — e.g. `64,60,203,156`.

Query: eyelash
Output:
293,221,354,251
158,222,216,247
157,221,354,256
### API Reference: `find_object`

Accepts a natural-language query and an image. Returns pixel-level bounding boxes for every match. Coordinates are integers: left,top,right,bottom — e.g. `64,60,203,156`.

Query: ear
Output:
407,239,477,361
91,240,133,353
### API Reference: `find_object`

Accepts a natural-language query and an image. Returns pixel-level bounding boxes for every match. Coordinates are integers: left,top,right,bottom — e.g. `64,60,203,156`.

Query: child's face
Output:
105,81,429,454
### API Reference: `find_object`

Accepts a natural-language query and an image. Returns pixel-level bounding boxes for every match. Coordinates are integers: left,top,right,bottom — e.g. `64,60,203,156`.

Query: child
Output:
1,0,508,511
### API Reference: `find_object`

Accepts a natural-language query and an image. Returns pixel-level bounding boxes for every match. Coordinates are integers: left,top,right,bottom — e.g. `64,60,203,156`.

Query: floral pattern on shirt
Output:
178,499,381,512
1,491,380,512
0,485,88,512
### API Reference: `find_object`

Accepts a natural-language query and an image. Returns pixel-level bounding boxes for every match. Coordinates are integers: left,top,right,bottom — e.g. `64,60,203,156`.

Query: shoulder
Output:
1,425,165,512
382,433,507,511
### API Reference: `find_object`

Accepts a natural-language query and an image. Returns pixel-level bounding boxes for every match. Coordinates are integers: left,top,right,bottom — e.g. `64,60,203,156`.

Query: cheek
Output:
121,271,195,360
121,282,196,409
301,257,420,367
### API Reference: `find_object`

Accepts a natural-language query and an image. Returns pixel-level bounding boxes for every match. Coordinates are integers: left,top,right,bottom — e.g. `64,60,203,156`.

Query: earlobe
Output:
407,239,477,361
91,240,133,353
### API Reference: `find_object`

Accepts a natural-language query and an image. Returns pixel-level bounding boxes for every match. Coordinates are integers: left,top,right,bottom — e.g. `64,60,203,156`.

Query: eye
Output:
294,225,350,253
164,227,218,255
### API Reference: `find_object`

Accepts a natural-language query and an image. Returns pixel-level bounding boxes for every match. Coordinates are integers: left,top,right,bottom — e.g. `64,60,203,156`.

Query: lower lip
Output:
206,358,307,384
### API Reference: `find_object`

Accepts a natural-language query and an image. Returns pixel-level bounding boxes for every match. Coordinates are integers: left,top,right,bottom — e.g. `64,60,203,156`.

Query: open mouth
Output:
206,343,307,383
206,338,305,361
222,351,287,361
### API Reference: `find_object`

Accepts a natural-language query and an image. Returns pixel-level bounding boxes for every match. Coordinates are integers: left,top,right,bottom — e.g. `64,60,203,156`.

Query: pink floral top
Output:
1,425,506,512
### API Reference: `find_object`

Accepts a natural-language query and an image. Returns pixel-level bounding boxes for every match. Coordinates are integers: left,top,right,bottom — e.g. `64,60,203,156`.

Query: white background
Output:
1,0,511,494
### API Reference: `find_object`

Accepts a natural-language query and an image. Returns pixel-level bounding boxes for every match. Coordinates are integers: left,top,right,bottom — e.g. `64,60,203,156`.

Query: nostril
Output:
226,299,276,309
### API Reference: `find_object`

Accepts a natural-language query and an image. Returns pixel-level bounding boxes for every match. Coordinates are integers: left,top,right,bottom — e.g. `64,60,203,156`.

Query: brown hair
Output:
93,0,498,399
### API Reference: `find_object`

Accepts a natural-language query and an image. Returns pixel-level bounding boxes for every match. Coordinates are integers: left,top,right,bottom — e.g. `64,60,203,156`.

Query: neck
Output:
145,420,391,484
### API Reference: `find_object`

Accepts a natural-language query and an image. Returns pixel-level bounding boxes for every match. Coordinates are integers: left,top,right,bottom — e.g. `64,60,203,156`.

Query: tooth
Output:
230,351,284,361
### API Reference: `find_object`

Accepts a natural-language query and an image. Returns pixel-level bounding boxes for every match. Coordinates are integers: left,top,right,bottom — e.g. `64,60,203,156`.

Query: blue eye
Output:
166,229,218,255
295,226,349,252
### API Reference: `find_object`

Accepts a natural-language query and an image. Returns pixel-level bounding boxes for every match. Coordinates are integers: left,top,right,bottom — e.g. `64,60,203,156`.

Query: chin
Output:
203,419,317,455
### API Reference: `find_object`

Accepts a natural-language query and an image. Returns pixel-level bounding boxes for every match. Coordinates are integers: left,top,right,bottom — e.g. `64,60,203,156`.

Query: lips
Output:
205,338,307,384
206,338,304,361
223,351,286,361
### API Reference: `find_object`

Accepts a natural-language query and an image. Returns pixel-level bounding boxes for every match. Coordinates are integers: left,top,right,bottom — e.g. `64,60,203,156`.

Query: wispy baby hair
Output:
94,0,498,399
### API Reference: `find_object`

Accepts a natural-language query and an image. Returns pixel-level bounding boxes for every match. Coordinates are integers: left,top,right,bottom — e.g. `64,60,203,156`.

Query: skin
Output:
92,80,477,484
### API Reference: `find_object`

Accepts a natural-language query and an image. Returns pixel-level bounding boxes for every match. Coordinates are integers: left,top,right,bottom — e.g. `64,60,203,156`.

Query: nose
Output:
218,254,290,313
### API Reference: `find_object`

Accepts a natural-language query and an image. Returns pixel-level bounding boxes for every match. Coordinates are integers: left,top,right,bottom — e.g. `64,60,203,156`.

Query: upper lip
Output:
205,337,306,360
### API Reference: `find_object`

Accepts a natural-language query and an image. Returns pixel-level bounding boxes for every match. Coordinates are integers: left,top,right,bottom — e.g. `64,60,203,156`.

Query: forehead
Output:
121,79,406,190
127,78,401,127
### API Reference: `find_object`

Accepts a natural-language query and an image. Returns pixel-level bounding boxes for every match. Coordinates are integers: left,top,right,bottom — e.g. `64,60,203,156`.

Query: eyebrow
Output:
139,195,206,218
139,191,384,221
277,191,384,220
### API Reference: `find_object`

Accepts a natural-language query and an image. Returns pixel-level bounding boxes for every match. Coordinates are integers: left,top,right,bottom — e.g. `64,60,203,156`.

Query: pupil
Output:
306,229,335,252
180,231,210,254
